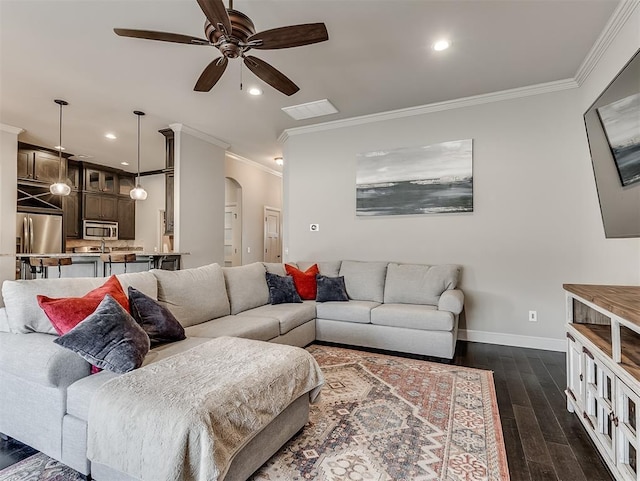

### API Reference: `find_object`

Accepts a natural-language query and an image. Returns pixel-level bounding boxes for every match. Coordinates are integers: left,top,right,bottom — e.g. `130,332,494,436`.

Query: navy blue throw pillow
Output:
316,275,349,302
266,272,302,305
128,287,186,345
54,294,150,374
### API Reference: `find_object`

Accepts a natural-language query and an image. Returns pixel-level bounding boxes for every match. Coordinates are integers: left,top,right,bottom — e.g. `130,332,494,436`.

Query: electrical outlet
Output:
310,224,319,232
529,310,537,322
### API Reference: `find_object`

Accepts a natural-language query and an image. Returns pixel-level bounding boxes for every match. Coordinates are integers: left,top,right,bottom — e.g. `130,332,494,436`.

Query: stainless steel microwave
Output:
83,220,118,240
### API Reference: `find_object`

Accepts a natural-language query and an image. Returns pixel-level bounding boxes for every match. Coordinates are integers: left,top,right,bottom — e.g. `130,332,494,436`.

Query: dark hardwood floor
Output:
0,341,614,480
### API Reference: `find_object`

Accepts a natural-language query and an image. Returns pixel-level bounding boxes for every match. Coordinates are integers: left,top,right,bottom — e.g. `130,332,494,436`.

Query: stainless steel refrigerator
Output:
16,213,63,254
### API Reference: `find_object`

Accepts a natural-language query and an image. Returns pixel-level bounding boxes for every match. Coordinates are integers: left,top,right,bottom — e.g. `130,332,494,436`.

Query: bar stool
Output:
29,257,73,279
101,253,136,276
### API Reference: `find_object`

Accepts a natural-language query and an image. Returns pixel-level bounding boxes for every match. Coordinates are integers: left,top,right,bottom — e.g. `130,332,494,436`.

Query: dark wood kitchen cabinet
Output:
63,191,80,238
18,143,68,185
117,197,136,240
85,167,117,194
83,193,118,221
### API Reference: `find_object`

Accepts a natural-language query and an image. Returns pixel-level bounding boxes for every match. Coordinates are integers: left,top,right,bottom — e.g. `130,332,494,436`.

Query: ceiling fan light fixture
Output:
129,110,147,201
49,99,71,196
433,39,450,51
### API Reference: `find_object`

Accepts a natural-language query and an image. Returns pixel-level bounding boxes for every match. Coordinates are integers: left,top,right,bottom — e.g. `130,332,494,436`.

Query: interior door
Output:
224,204,241,267
264,207,281,263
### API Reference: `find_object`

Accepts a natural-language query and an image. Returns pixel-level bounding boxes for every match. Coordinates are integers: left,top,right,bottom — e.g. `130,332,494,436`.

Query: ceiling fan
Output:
114,0,328,96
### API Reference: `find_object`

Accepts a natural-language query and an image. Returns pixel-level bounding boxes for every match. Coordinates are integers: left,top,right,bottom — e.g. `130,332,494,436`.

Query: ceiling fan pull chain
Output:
240,59,243,91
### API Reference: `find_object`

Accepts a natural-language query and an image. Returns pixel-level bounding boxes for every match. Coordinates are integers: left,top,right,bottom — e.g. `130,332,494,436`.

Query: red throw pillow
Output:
37,276,130,335
285,264,319,300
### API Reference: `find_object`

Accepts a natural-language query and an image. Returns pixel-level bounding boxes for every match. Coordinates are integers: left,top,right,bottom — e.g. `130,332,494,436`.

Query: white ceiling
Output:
0,0,618,173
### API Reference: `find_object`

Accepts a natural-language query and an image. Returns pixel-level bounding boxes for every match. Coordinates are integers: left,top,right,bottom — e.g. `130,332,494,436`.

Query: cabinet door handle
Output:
608,411,619,427
579,374,584,382
582,347,594,360
583,412,595,429
566,332,575,342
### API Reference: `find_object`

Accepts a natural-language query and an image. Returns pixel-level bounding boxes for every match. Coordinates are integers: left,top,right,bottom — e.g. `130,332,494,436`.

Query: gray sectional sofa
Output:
0,259,463,479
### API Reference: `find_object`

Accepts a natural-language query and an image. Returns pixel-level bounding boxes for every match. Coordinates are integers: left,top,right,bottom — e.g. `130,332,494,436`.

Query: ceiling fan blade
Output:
194,57,228,92
196,0,232,34
114,28,209,45
243,55,299,96
247,23,328,50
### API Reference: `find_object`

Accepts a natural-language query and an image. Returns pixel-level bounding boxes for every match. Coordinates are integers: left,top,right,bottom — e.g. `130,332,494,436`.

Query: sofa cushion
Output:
316,300,380,324
239,302,316,335
371,303,455,332
316,275,349,302
285,264,319,300
152,263,230,327
184,315,280,341
37,276,129,335
265,273,302,305
2,272,157,335
54,295,150,374
383,263,460,305
223,263,269,315
339,261,388,303
263,263,286,276
128,287,186,345
297,261,342,277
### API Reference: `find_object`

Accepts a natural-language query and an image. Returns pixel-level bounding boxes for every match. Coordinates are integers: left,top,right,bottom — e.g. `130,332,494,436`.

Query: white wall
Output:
134,173,165,252
283,54,639,349
173,125,227,268
0,125,21,305
225,154,282,264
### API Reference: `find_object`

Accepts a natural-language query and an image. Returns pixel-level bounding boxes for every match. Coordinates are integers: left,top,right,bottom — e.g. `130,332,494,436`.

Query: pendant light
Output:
129,110,148,200
49,99,71,196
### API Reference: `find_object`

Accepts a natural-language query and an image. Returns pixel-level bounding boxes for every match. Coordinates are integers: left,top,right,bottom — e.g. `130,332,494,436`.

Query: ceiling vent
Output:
282,99,338,120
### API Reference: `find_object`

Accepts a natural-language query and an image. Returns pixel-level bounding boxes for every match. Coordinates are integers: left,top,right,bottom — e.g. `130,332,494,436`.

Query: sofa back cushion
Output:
223,262,269,314
338,261,388,303
152,263,230,327
383,263,461,305
2,272,157,335
297,261,342,277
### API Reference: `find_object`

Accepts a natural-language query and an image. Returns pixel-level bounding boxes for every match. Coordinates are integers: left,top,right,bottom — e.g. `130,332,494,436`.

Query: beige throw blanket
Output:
87,337,324,481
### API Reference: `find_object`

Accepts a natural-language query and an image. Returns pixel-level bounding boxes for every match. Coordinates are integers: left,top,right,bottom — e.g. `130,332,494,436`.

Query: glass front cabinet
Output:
565,284,640,481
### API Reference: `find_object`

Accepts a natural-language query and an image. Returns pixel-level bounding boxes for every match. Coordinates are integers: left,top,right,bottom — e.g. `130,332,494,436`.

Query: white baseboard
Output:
458,329,566,352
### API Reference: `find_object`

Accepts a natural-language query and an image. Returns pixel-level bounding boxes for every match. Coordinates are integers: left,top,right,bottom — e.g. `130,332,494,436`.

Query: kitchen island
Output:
16,251,187,279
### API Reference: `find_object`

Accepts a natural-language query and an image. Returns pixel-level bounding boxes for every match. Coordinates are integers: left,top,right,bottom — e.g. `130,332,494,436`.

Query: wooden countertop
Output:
564,284,640,327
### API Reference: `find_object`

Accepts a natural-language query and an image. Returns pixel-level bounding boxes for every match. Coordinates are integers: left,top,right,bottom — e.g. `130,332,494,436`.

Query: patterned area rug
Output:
0,344,508,481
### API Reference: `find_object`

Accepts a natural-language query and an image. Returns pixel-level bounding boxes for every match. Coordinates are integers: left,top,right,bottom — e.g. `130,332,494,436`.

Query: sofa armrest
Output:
0,332,90,388
438,289,464,315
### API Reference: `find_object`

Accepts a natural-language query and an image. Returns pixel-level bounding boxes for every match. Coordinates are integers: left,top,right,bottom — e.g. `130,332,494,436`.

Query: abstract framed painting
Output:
356,139,473,216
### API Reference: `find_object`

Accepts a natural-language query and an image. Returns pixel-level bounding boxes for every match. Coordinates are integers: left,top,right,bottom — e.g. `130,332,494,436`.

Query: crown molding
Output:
0,124,24,135
279,78,578,140
169,123,230,149
574,0,640,86
226,151,282,178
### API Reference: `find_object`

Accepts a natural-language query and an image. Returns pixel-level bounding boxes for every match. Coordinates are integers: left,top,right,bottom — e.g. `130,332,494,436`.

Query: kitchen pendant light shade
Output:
129,110,147,201
50,99,71,196
130,184,148,200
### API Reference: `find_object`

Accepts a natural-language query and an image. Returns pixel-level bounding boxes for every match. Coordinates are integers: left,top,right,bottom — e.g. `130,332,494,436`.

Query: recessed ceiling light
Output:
274,157,284,166
121,161,130,166
433,39,450,51
248,87,263,96
53,145,65,151
105,133,117,140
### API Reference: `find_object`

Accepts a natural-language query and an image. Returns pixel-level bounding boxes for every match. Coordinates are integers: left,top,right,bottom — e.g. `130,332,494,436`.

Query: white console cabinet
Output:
565,284,640,481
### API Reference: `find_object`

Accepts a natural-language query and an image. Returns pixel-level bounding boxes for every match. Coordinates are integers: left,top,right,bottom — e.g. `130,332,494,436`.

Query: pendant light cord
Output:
58,102,63,182
137,113,141,183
